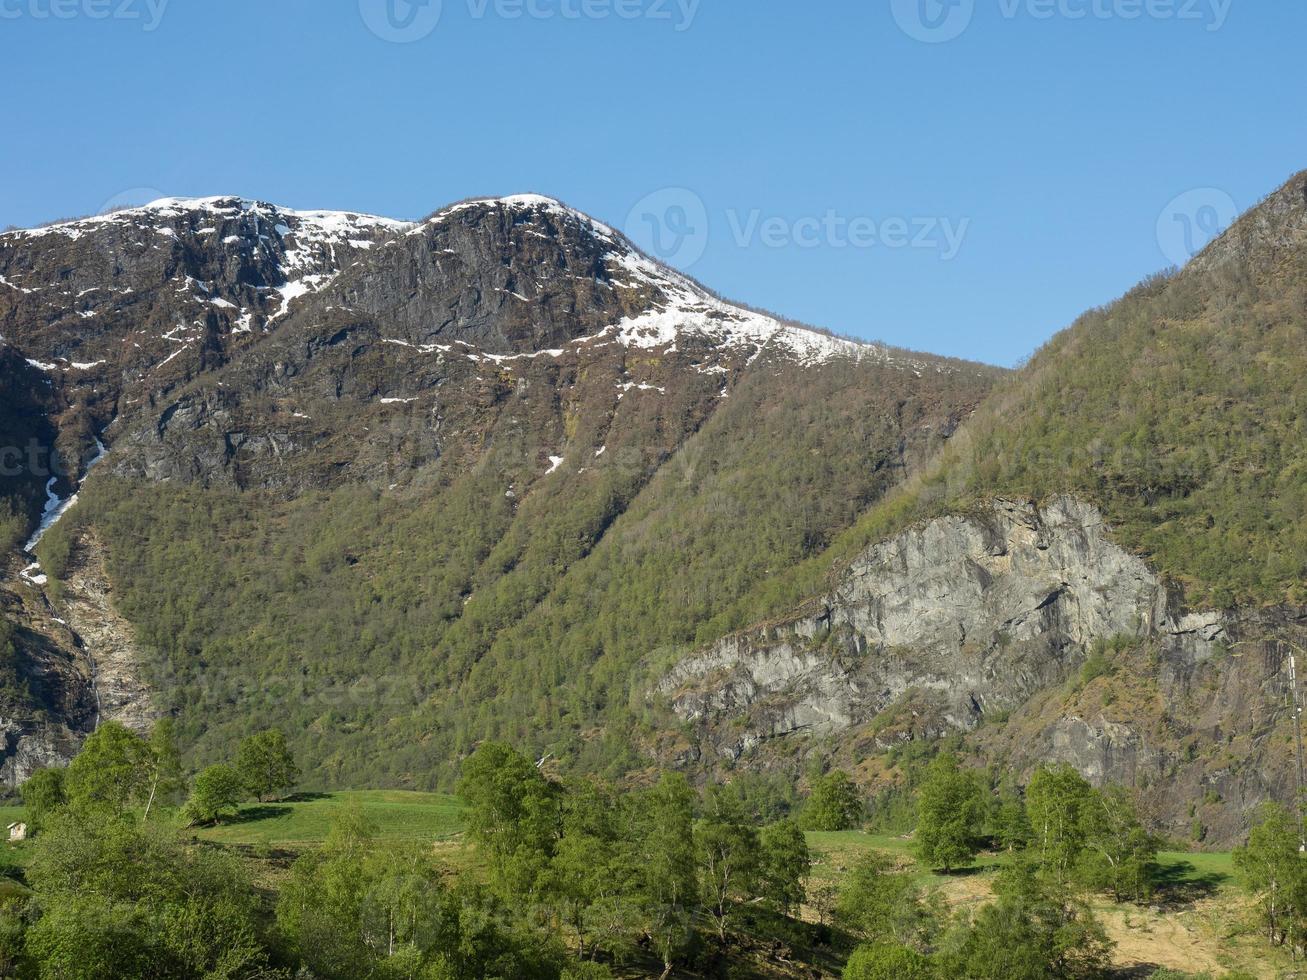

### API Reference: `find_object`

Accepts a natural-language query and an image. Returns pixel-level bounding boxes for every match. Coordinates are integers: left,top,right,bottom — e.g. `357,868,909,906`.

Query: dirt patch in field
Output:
1097,902,1228,976
930,877,1278,977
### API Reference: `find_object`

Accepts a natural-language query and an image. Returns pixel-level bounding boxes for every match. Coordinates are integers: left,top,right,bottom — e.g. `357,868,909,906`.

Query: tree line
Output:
0,725,1291,978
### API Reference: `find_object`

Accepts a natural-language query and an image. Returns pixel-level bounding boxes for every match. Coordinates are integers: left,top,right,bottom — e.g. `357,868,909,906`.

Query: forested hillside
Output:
654,171,1307,845
0,195,997,787
814,171,1307,609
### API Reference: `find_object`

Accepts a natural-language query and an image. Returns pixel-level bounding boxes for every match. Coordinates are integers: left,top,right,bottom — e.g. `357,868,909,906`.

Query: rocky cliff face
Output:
658,496,1297,843
0,197,410,514
0,528,154,785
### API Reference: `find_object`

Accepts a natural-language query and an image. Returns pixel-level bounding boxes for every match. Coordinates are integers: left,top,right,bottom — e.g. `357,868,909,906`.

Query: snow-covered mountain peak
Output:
424,193,620,239
7,196,414,243
2,192,960,375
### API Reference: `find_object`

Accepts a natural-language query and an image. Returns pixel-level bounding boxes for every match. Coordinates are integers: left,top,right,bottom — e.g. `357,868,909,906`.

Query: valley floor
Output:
0,791,1283,978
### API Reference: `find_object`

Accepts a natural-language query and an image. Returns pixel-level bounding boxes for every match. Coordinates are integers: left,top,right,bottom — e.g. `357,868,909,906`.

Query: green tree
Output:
458,742,560,902
141,718,184,820
1078,786,1159,903
234,727,300,803
696,784,761,941
0,898,26,979
26,811,269,979
24,895,153,980
759,818,812,914
635,773,698,979
278,808,403,978
1025,765,1093,886
562,964,615,980
914,753,985,872
939,861,1112,979
1234,803,1307,948
279,807,561,979
546,779,636,961
64,722,151,817
993,783,1032,853
836,852,938,950
801,769,863,831
183,764,246,826
844,943,936,980
20,767,66,832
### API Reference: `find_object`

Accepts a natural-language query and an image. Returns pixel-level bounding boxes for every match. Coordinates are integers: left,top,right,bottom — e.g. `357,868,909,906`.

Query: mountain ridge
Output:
0,190,999,792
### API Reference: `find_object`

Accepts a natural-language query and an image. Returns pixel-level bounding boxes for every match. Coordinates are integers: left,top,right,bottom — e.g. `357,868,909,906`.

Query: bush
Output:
844,944,935,980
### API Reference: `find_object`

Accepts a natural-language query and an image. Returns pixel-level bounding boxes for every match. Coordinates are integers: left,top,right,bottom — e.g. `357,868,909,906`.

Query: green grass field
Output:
805,831,1237,893
193,790,466,847
185,796,1239,897
2,791,1241,895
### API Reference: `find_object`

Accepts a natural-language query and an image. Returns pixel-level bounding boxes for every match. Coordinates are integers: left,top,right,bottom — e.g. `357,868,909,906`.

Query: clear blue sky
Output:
3,0,1303,366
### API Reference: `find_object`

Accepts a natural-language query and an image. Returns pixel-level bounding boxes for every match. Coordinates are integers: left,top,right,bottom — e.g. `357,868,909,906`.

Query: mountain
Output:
663,171,1307,844
6,173,1303,845
0,194,999,787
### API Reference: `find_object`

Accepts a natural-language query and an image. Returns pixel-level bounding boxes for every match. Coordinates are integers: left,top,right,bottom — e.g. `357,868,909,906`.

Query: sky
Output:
2,0,1304,367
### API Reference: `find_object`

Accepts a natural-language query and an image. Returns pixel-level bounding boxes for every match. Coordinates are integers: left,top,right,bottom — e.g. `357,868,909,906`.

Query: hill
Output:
660,171,1307,844
0,194,999,787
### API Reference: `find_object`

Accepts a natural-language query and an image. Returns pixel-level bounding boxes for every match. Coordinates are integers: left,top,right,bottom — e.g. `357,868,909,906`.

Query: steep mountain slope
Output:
663,171,1307,843
0,194,999,786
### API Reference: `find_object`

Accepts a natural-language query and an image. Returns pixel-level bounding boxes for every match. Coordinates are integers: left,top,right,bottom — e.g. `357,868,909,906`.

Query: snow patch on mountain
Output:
24,437,108,555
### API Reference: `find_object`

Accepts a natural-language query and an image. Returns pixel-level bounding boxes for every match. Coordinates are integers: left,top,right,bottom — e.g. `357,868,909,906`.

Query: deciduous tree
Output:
458,741,560,902
843,943,935,980
914,753,985,872
64,722,151,817
836,852,938,950
20,767,66,832
636,773,698,979
802,769,863,831
1025,764,1093,886
183,764,246,826
1234,803,1307,948
696,785,761,942
759,818,812,914
234,727,300,803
